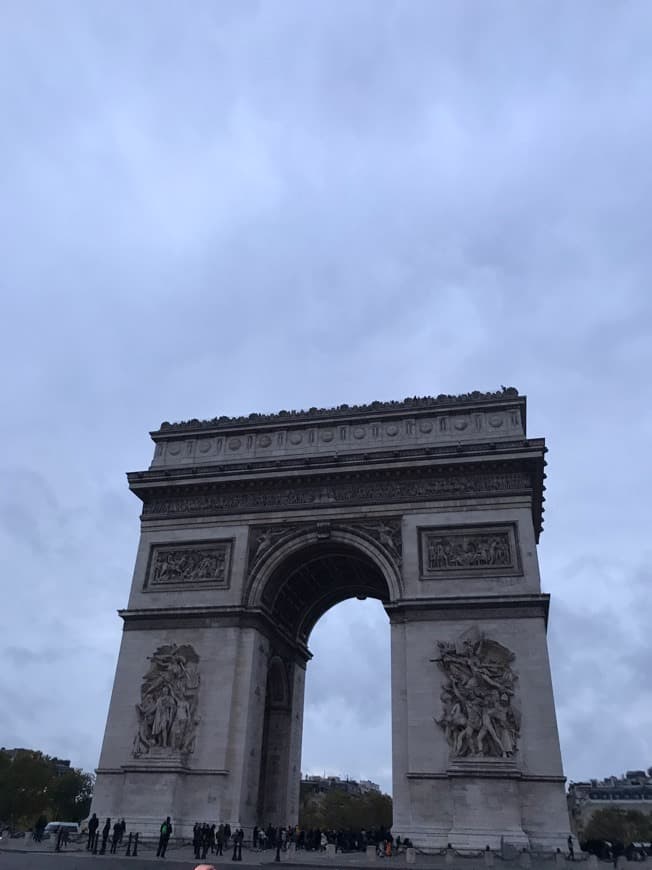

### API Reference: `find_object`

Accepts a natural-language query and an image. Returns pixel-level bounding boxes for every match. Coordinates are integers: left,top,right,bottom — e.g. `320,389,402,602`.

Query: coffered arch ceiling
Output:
261,542,391,644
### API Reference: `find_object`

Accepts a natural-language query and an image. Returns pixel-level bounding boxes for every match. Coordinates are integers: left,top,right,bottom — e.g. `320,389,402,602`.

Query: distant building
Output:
301,774,382,797
567,769,652,838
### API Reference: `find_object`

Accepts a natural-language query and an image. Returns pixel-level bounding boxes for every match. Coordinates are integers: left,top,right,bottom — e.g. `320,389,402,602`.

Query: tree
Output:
49,769,94,822
0,749,94,829
0,750,53,828
299,787,392,830
583,808,652,845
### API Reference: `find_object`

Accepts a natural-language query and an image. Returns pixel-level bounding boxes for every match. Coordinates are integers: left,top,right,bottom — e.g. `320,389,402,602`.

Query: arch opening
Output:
255,540,394,826
261,541,392,644
301,597,392,803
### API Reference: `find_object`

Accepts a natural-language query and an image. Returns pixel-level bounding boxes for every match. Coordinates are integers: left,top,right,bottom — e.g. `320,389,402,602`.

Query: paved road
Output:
0,841,599,870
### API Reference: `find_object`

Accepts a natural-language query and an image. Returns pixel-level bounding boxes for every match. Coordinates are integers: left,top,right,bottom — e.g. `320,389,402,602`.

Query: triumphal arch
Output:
93,388,570,849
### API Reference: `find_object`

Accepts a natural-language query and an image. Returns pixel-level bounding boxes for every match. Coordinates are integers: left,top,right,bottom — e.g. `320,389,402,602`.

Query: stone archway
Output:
91,390,571,850
248,529,398,824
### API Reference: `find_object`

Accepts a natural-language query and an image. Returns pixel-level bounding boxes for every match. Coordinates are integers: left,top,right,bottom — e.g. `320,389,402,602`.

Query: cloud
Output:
0,0,651,801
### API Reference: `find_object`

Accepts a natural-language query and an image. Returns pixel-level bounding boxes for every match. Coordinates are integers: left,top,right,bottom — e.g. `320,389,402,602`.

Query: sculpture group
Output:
132,643,201,757
435,631,520,759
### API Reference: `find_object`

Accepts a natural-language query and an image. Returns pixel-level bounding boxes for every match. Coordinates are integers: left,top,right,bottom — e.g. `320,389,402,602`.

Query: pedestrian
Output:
568,836,575,861
157,816,173,858
216,825,224,856
201,824,212,860
100,818,111,854
87,814,99,851
110,820,121,854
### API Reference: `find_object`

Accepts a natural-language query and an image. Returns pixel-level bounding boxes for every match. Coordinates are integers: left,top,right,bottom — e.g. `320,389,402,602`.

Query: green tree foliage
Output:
48,769,94,822
299,787,392,830
583,808,652,844
0,749,94,829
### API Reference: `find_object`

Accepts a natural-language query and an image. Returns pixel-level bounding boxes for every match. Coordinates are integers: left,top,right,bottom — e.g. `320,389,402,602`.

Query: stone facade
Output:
92,389,570,848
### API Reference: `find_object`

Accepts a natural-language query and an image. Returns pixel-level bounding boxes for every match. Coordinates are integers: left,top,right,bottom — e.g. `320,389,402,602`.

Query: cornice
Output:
386,593,551,626
119,604,311,664
131,452,546,540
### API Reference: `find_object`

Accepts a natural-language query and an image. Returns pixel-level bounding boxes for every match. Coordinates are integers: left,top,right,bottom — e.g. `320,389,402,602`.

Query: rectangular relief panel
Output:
418,523,521,580
143,540,233,591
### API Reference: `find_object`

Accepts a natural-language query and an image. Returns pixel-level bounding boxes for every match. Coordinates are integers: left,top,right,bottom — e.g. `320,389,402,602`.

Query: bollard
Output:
326,844,336,858
133,832,139,857
92,832,99,854
406,847,416,865
519,849,531,868
126,832,132,856
367,844,377,862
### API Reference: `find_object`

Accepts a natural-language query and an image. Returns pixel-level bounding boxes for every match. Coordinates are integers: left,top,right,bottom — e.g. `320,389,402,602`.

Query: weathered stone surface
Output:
92,391,569,849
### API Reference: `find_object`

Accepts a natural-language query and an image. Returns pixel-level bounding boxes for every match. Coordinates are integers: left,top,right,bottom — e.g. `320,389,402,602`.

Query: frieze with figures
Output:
419,524,521,579
145,541,232,590
143,470,532,520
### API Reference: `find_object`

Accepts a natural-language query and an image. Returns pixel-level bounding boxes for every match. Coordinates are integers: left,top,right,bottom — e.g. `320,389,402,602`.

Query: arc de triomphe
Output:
92,388,570,849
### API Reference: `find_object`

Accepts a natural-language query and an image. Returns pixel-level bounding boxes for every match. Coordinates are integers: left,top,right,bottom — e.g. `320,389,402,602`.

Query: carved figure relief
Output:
249,525,301,566
247,519,402,574
427,532,511,570
146,542,231,589
433,630,520,759
133,643,200,758
352,519,402,567
420,525,521,579
144,471,532,519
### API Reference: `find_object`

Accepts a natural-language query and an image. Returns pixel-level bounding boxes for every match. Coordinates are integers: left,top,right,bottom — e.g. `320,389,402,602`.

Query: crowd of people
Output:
83,813,128,854
187,822,404,859
192,822,245,861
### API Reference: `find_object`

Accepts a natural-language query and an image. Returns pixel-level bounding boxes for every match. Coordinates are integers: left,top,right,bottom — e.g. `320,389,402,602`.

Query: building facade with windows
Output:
567,770,652,838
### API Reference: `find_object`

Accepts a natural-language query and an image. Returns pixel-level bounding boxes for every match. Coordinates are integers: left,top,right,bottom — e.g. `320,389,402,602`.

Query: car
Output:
43,822,80,839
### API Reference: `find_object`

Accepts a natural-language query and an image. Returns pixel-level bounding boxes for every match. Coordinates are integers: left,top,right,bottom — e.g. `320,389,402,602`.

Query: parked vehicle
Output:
43,822,80,840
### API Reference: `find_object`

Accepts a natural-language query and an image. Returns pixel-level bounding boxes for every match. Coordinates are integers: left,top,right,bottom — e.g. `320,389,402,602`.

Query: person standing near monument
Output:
157,817,173,858
568,836,575,861
110,820,121,854
86,814,99,851
100,818,111,854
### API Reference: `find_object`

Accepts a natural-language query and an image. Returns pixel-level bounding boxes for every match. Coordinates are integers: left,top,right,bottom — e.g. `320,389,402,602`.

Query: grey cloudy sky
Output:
1,1,651,796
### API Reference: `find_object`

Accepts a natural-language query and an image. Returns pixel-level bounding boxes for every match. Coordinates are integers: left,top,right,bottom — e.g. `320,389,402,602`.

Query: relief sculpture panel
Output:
434,629,520,759
420,524,520,579
132,643,200,758
145,541,232,590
